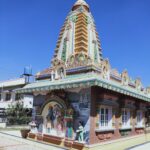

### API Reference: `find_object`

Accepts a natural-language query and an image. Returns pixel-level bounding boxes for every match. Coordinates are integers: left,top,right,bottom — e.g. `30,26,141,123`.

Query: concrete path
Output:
0,132,67,150
0,130,21,137
129,142,150,150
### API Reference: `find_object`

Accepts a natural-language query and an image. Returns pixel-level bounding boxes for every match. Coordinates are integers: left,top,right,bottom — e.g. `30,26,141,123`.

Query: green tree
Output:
6,101,31,125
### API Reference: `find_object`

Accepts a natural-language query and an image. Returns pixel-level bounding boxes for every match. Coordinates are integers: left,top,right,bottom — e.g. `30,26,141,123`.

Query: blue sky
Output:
0,0,150,86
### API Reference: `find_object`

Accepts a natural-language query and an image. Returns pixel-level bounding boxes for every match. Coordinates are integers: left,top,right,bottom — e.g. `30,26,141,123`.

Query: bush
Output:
7,116,31,125
6,101,32,125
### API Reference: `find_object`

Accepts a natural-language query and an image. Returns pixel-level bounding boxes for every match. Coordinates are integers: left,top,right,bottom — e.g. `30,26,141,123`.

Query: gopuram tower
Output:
50,0,103,79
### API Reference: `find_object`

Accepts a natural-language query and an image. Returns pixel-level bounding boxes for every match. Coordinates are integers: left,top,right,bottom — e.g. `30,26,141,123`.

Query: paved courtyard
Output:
0,132,66,150
0,138,42,150
129,142,150,150
0,131,150,150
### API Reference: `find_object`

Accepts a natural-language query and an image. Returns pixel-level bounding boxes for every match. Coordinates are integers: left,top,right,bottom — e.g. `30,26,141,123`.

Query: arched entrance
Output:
41,98,67,137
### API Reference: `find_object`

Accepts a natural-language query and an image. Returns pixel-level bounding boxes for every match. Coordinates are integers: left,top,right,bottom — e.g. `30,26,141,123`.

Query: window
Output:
100,108,108,127
5,93,11,101
122,109,130,128
122,109,128,126
137,111,143,127
15,94,21,101
99,106,112,129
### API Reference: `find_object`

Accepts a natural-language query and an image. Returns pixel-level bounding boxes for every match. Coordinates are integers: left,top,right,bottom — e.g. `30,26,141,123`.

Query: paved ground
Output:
0,132,66,150
129,142,150,150
0,130,21,137
0,130,150,150
0,138,40,150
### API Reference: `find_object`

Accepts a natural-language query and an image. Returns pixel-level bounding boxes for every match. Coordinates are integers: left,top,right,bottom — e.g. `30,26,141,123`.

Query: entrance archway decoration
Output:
41,97,67,137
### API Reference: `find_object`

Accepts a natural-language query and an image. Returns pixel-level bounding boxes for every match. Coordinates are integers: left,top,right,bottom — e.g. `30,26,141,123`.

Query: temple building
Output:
17,0,150,149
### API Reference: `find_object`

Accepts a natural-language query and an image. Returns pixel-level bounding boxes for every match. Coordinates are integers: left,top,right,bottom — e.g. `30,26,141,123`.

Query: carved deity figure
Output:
51,58,66,80
146,87,150,94
135,78,142,91
101,59,110,80
121,70,129,86
67,53,92,69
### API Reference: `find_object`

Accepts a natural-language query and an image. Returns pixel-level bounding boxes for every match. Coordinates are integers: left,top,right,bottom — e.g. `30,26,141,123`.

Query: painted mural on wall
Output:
46,104,64,135
68,88,91,143
33,88,91,143
41,101,65,137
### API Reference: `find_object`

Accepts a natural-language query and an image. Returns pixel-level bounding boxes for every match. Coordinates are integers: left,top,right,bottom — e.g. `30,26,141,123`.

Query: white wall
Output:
0,93,33,109
1,93,6,102
0,78,33,109
0,101,12,109
0,78,26,88
23,95,33,109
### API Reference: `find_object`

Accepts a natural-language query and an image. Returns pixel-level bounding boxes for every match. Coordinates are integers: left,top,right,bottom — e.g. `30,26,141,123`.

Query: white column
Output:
108,107,112,128
1,93,6,102
11,92,15,102
127,110,130,127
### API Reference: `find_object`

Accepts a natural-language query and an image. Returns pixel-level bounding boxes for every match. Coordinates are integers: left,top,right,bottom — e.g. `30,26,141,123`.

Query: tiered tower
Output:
51,0,102,76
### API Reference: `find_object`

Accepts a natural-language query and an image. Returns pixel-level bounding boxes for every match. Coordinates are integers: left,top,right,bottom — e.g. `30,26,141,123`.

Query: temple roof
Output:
35,68,52,79
16,73,150,102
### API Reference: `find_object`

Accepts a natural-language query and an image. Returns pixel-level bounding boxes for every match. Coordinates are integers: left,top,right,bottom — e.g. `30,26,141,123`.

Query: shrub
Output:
6,101,32,125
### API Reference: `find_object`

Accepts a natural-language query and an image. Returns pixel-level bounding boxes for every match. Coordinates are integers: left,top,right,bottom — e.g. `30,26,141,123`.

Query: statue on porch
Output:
65,107,74,139
29,121,38,133
76,121,84,142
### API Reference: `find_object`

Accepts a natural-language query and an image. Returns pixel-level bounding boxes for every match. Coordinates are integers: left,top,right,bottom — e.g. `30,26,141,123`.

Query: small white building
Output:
0,78,33,109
